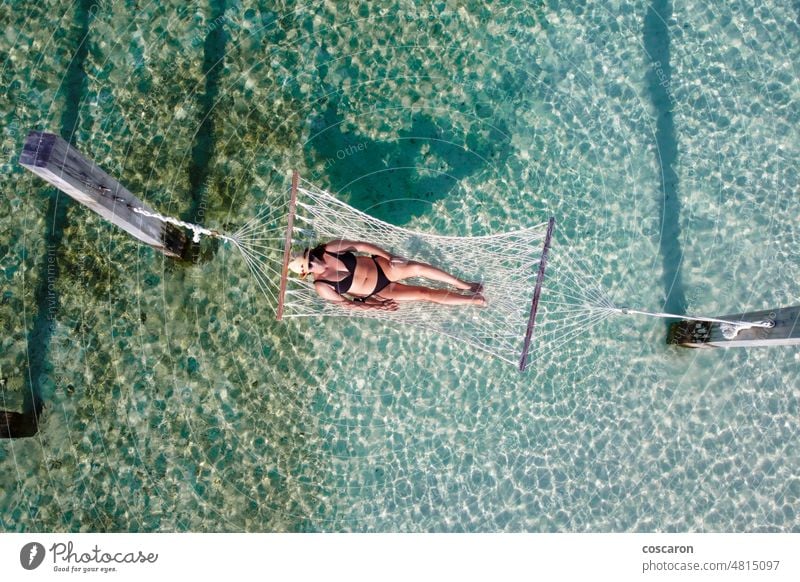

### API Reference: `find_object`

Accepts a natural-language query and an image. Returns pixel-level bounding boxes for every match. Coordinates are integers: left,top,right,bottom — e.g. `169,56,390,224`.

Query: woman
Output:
287,240,486,311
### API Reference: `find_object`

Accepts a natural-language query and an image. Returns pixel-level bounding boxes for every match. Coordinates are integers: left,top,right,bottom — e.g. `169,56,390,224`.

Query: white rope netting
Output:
229,177,551,367
526,242,620,363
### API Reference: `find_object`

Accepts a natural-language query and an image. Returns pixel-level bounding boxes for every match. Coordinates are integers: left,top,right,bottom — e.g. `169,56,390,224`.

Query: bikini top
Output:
310,245,357,294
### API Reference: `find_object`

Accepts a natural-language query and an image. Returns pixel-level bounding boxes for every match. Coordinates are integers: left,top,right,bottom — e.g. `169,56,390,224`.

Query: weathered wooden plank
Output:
519,216,555,372
19,130,186,258
668,305,800,348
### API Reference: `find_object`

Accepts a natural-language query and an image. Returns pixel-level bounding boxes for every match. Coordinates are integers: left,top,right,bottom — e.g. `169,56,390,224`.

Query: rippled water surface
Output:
1,1,798,531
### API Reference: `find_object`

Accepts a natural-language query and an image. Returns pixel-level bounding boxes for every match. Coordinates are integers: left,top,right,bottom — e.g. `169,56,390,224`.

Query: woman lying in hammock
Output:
288,240,486,311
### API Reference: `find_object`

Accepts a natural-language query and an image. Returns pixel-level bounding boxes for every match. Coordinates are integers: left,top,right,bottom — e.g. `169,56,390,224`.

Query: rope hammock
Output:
228,172,553,370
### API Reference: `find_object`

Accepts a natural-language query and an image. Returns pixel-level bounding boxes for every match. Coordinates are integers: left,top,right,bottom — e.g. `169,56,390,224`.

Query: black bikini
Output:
368,256,392,298
311,245,391,299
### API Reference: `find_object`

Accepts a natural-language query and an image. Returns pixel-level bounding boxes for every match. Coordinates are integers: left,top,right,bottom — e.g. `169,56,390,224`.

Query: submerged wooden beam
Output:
19,130,187,258
668,305,800,348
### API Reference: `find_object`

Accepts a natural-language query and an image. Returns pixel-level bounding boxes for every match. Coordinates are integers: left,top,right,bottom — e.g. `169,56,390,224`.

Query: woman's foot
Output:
468,282,484,294
473,293,487,307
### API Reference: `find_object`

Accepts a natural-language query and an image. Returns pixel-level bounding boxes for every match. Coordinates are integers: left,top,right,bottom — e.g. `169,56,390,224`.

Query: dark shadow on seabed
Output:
182,1,228,228
305,99,513,227
173,0,229,264
643,0,688,329
1,0,94,439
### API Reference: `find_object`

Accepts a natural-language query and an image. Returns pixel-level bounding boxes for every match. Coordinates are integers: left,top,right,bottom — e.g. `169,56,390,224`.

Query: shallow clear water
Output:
1,0,798,531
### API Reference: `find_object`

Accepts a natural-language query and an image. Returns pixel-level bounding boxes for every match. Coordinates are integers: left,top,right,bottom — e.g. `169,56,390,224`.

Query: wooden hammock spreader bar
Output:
276,170,299,320
519,216,555,372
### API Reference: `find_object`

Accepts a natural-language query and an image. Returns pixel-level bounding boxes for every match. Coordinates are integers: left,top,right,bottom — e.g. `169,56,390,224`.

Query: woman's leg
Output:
378,282,486,306
383,259,477,290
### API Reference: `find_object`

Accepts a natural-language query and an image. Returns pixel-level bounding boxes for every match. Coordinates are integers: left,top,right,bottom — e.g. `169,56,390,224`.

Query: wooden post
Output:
668,305,800,348
18,130,187,258
519,217,555,372
276,170,299,321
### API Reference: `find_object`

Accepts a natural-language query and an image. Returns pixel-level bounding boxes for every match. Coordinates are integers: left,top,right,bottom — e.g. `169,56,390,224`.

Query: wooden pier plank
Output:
19,130,186,258
668,305,800,348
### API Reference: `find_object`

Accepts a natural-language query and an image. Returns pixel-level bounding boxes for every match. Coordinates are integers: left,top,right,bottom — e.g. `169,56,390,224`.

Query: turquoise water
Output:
1,0,798,531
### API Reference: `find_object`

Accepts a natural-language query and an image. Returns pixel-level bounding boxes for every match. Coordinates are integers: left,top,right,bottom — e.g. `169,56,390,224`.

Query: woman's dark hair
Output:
308,244,326,266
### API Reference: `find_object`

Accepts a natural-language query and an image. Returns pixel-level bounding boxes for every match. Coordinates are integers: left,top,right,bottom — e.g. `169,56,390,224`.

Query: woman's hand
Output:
375,299,399,312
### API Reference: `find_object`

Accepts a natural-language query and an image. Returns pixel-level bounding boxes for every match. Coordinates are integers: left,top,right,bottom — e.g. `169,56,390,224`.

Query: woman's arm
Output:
314,282,398,311
323,239,393,260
